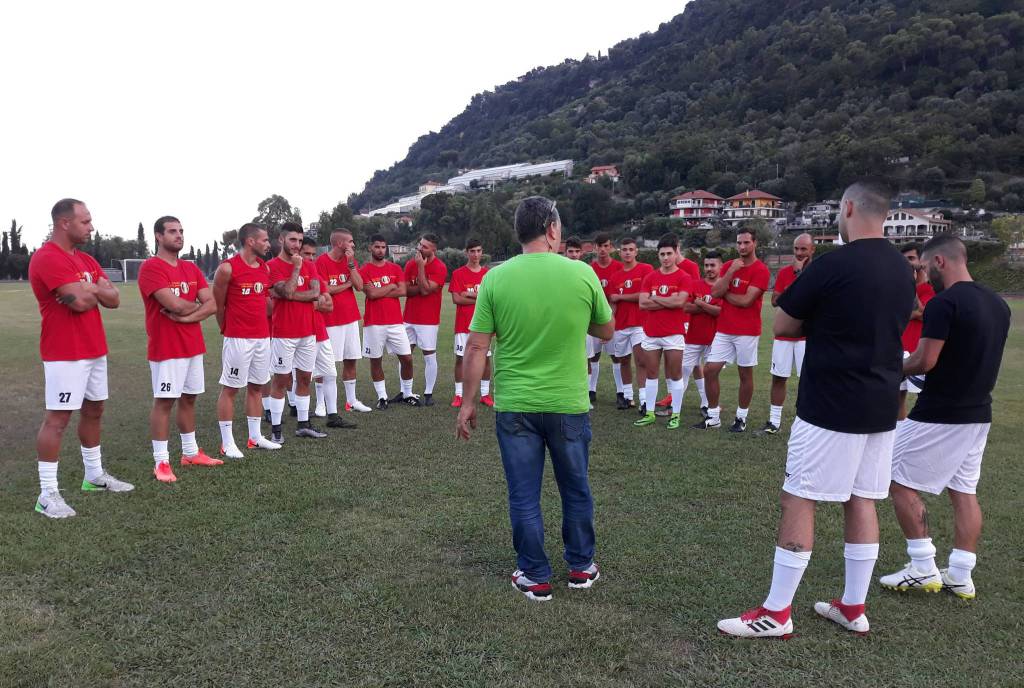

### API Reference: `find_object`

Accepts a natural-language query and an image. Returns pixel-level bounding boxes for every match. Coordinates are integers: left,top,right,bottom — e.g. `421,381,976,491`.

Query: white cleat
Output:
313,404,327,418
717,607,794,639
940,568,976,600
247,437,281,451
35,489,76,519
349,400,372,413
82,472,135,492
220,444,245,460
879,563,943,593
814,600,870,635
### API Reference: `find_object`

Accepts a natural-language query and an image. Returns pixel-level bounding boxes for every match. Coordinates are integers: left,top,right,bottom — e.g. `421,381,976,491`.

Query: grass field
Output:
0,281,1021,687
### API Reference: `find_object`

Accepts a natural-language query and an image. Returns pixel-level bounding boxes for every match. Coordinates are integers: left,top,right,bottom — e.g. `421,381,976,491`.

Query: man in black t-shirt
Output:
718,181,915,640
879,234,1010,601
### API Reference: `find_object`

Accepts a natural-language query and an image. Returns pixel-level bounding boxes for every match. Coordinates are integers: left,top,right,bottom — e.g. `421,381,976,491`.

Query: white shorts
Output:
327,323,362,361
899,351,924,393
891,419,990,495
314,339,337,378
150,355,205,398
612,327,644,357
364,324,412,358
403,323,439,352
219,337,271,388
454,332,492,357
708,333,759,367
587,334,613,357
44,356,108,411
683,343,710,370
641,334,685,352
271,336,316,374
783,416,895,502
770,339,805,378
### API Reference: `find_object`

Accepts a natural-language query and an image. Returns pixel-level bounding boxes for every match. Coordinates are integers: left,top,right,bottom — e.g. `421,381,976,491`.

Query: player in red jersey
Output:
699,229,771,432
395,233,448,406
29,199,133,518
138,216,221,483
588,234,622,404
677,252,723,421
756,233,815,436
316,229,371,413
360,234,415,409
898,243,935,420
607,237,654,411
213,223,281,457
653,249,703,412
633,234,691,429
267,222,325,441
450,237,493,408
564,236,584,261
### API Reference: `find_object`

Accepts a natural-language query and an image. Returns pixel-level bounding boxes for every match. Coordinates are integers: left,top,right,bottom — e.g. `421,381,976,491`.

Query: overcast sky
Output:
1,1,684,253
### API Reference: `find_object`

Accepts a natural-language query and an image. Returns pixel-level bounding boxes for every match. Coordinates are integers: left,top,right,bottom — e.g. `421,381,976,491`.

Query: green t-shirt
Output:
470,252,613,414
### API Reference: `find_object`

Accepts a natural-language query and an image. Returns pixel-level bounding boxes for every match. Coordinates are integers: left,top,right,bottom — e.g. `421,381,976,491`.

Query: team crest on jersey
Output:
703,294,712,303
180,281,190,294
254,282,264,294
82,271,94,283
658,285,670,295
297,276,305,287
624,279,633,289
731,278,742,288
600,279,608,287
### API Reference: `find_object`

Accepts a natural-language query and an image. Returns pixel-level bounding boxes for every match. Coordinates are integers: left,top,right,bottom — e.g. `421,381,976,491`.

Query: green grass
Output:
0,282,1021,687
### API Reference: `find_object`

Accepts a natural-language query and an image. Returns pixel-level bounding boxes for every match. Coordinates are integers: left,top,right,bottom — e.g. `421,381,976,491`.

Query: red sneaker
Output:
154,461,177,483
481,395,495,407
451,395,463,408
180,449,224,467
655,394,673,408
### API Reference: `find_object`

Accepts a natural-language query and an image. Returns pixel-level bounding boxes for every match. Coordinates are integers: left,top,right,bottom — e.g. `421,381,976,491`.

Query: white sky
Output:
1,1,684,253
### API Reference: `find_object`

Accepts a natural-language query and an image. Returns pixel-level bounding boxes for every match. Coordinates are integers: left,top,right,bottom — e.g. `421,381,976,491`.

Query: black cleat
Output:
589,390,597,403
326,413,356,429
700,406,710,420
389,391,406,404
615,393,630,410
755,421,780,436
295,423,327,438
403,394,422,407
693,416,721,430
376,397,389,410
270,429,285,444
728,417,747,433
637,402,647,416
423,393,435,407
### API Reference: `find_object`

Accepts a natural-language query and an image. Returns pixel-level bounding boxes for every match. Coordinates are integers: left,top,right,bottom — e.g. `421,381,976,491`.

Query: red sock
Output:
834,599,865,621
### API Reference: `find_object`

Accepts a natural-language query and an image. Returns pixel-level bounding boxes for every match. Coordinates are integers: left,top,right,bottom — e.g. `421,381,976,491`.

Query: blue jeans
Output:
494,412,595,582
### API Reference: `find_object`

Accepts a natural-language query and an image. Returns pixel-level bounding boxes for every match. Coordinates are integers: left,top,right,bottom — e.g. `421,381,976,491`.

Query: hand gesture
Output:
414,250,426,267
456,403,477,441
726,259,742,276
344,247,355,262
290,253,303,269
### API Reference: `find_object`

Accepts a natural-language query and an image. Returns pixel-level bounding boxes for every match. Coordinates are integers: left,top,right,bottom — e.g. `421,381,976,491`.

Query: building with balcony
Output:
722,189,786,226
883,209,952,245
801,200,840,227
585,165,620,184
669,190,725,224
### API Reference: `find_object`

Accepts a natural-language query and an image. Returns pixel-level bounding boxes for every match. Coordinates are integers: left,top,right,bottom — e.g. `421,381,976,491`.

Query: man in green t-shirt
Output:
456,196,613,602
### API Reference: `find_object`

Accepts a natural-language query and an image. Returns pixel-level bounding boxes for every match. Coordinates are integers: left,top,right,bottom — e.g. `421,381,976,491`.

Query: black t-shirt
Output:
778,238,915,434
909,281,1010,424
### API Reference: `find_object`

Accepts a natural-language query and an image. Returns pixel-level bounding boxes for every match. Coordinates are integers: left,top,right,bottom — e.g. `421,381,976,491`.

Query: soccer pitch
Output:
0,282,1021,687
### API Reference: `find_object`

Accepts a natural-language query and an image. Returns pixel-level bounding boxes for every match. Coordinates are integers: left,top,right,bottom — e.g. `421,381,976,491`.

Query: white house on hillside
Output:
883,209,952,244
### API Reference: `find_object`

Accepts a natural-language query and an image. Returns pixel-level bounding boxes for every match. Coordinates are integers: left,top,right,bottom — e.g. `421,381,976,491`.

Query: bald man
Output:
757,233,815,435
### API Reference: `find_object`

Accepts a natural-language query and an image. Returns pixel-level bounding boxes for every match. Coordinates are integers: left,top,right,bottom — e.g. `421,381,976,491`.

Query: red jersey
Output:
315,252,361,326
609,262,654,330
678,257,700,281
138,257,208,361
901,281,936,352
640,269,691,338
591,259,622,298
313,310,328,342
717,259,771,336
772,265,804,342
359,261,404,326
403,257,448,325
686,278,722,346
222,254,271,339
449,265,489,334
28,241,108,361
268,256,318,339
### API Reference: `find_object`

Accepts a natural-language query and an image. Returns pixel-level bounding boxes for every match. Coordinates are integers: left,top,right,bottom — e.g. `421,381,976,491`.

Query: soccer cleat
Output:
879,563,943,593
82,472,135,492
154,461,177,483
717,607,794,639
655,407,672,418
220,444,245,459
700,406,710,420
655,394,672,408
480,394,495,408
940,568,976,600
814,600,870,635
511,570,553,602
402,394,422,407
568,563,600,589
615,392,628,410
313,404,327,418
667,413,681,430
388,391,406,404
180,449,224,467
423,393,435,407
270,430,285,444
376,397,389,411
35,489,76,519
247,436,281,450
693,416,721,429
728,417,747,433
634,412,656,427
295,424,328,438
636,402,647,416
589,390,597,404
350,400,372,413
326,413,357,429
755,421,780,436
451,395,463,408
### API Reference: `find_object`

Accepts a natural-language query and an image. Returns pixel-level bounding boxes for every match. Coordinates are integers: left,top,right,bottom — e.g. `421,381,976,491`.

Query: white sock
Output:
638,387,646,405
589,365,600,392
373,379,387,399
695,378,708,407
219,420,236,448
295,394,310,422
152,440,170,466
948,548,977,582
262,396,271,411
401,377,413,397
81,445,103,481
246,416,262,442
668,378,684,414
455,381,464,396
622,383,634,401
842,542,879,606
907,537,938,574
481,379,491,396
736,407,749,421
315,379,325,410
708,406,721,422
612,362,623,394
180,432,198,457
644,378,659,412
763,547,811,612
323,375,339,414
424,353,438,394
38,461,59,492
769,404,784,427
269,397,285,425
343,378,357,405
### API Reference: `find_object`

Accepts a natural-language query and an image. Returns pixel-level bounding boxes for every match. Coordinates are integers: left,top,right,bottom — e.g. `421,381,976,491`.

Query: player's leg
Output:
944,489,981,598
76,356,130,492
609,345,624,403
243,381,279,450
635,344,661,427
291,337,324,436
665,347,684,428
700,333,731,429
35,408,75,518
481,354,493,403
630,342,648,413
731,336,758,432
219,338,255,455
760,339,791,435
269,337,299,440
454,354,464,405
176,355,218,467
151,395,177,482
389,326,418,405
419,325,440,405
588,350,601,401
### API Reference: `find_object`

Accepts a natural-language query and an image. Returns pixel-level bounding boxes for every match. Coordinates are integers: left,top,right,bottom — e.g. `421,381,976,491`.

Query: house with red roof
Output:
669,190,725,224
722,189,786,226
585,165,620,184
